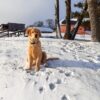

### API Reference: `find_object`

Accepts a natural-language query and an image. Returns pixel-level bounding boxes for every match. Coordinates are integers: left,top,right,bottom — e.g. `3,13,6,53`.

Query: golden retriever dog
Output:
25,27,47,71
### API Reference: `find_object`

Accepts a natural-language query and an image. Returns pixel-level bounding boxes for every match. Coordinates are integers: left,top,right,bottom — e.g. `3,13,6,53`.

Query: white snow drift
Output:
0,37,100,100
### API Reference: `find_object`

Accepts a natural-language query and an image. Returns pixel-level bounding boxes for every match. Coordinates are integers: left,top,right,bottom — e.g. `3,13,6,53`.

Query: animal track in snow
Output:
49,83,55,90
33,81,37,85
56,79,62,84
65,71,74,77
46,71,52,75
65,73,71,77
59,70,64,74
39,87,44,93
5,50,12,57
0,97,3,100
61,48,68,53
46,76,49,81
61,95,69,100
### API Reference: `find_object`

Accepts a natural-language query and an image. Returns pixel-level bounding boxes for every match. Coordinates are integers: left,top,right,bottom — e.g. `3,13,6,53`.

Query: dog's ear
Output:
25,27,32,36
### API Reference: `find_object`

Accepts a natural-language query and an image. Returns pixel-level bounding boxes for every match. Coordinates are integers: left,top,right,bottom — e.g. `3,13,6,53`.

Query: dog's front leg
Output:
35,58,41,71
26,55,33,70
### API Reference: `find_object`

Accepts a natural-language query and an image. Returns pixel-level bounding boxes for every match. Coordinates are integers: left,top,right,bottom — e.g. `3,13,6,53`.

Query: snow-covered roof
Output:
60,18,90,25
33,27,53,33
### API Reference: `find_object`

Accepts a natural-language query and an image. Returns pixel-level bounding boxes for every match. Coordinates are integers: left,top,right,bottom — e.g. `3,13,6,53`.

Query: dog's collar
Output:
30,41,39,45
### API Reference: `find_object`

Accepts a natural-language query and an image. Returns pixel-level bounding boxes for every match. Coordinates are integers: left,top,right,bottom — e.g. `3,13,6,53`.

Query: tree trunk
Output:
87,0,100,42
55,0,62,38
64,0,71,39
71,0,88,40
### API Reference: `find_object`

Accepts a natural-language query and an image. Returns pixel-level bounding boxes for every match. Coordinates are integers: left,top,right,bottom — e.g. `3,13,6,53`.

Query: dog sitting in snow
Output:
25,27,47,71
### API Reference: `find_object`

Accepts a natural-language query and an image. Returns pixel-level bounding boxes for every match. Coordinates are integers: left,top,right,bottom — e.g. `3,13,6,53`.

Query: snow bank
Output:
0,37,100,100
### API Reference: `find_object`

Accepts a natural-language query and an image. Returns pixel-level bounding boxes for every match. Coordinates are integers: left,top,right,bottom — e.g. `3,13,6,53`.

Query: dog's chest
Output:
29,45,42,58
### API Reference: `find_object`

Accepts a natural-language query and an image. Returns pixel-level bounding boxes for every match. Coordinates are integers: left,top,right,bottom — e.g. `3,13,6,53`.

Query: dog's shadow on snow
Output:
47,59,100,70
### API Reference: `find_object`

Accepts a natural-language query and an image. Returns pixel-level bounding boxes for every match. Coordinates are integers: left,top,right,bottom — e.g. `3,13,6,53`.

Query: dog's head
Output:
26,27,41,44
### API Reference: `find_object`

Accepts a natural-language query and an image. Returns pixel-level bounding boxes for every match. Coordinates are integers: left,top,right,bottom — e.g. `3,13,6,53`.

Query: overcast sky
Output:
0,0,82,25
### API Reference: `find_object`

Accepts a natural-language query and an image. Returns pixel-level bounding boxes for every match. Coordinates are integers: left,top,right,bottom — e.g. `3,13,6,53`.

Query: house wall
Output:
60,24,85,35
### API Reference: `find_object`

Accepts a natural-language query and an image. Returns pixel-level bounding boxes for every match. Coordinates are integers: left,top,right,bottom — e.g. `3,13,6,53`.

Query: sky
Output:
0,0,82,26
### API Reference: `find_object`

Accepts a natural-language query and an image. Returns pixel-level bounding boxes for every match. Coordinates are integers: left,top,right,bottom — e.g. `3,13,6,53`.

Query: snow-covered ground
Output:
0,37,100,100
42,33,91,42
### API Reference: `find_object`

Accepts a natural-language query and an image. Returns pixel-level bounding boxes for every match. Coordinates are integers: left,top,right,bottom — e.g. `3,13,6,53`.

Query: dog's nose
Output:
35,34,38,38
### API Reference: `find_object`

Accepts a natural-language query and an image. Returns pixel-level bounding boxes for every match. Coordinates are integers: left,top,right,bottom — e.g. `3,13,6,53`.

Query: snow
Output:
60,18,90,25
42,32,91,41
0,36,100,100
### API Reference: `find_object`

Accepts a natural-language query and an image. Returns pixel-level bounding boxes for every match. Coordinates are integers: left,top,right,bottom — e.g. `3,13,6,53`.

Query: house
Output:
0,23,25,37
28,25,54,33
60,18,91,35
33,27,54,33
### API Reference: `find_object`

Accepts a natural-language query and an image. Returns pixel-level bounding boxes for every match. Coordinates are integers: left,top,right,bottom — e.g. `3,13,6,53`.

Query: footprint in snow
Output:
65,73,71,77
46,71,52,75
46,76,49,81
45,71,53,81
0,97,3,100
56,79,62,84
59,70,64,73
6,54,11,57
61,95,69,100
58,69,74,77
5,50,12,57
49,83,55,90
65,71,74,77
34,81,37,85
61,48,68,53
39,87,44,93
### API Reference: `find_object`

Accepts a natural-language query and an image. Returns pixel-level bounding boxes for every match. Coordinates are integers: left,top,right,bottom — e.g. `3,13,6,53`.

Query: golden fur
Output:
25,27,47,71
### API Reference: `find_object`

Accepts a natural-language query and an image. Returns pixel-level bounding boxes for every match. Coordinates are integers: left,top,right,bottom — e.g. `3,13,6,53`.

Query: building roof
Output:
60,18,90,25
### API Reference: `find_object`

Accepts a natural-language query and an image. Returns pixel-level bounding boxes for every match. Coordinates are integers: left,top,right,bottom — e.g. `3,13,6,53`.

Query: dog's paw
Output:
34,67,40,72
24,66,30,70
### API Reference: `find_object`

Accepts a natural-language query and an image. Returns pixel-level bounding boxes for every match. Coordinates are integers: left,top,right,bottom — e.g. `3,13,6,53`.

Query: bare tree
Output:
33,21,44,27
46,19,55,29
64,0,71,39
71,0,88,40
87,0,100,42
55,0,62,38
